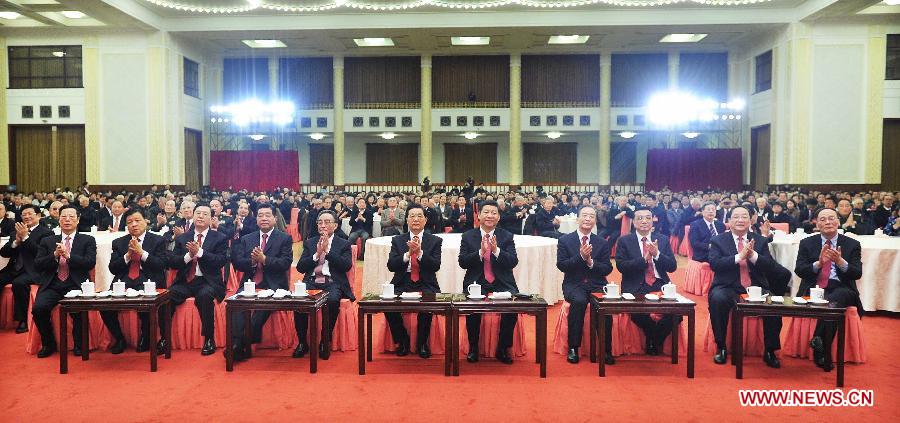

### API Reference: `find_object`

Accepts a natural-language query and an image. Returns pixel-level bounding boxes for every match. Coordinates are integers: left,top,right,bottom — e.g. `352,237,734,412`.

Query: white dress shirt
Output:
183,227,210,276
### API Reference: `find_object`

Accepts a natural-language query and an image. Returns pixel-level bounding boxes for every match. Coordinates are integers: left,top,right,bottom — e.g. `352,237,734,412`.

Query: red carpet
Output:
1,259,898,421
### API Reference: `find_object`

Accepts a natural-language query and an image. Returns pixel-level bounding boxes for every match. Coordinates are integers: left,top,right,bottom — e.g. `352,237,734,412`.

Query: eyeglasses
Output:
817,216,839,222
634,215,653,221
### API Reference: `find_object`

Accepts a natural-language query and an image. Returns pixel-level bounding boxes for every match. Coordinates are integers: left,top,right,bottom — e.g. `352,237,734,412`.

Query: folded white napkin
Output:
274,289,291,298
257,289,275,298
65,290,81,298
491,291,512,300
400,292,422,298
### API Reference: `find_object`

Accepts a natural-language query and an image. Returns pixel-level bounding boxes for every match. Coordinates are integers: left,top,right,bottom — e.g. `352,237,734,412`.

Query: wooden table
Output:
58,290,172,374
734,297,847,387
357,292,453,376
224,290,330,373
589,294,696,378
451,295,549,378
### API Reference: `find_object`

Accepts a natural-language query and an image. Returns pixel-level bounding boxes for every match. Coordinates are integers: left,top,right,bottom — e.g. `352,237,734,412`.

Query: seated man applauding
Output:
615,208,678,356
385,204,443,358
794,207,863,372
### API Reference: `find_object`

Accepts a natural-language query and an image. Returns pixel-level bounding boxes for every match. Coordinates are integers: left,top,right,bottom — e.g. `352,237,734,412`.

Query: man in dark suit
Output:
75,196,98,232
209,199,235,240
347,198,373,259
167,205,229,356
557,205,614,364
163,200,195,244
535,197,562,239
385,203,443,359
0,205,53,333
449,196,473,233
458,200,519,364
708,206,791,368
228,204,294,361
100,208,168,354
98,200,128,232
615,208,678,355
604,196,633,246
293,210,355,360
794,207,863,372
32,205,97,358
716,199,735,227
689,201,727,263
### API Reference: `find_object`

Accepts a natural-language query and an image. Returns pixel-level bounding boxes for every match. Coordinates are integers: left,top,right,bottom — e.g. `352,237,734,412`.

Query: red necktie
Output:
410,235,420,282
581,235,589,283
113,216,119,232
57,235,71,281
128,237,141,280
314,242,327,284
482,234,495,283
737,236,752,288
253,233,268,283
642,236,656,286
186,233,203,283
816,239,833,289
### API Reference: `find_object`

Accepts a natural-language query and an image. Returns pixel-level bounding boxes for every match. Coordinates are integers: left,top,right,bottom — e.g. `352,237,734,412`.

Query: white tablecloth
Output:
0,237,9,271
342,215,382,238
769,233,900,312
362,233,564,303
557,216,597,235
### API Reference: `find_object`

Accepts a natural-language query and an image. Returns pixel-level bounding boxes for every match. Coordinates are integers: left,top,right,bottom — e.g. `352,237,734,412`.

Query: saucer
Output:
604,295,623,300
291,292,309,298
745,296,766,302
660,295,678,300
240,291,257,297
808,298,829,305
125,292,140,298
142,291,158,296
467,294,486,300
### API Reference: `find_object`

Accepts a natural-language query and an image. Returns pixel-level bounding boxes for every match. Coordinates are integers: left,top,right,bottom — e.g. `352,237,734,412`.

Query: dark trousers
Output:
385,312,432,347
232,310,273,347
565,283,612,353
101,309,166,342
804,282,858,355
709,285,782,351
539,230,562,239
168,279,218,339
32,280,82,348
630,313,674,347
466,313,517,351
293,282,341,344
0,272,38,322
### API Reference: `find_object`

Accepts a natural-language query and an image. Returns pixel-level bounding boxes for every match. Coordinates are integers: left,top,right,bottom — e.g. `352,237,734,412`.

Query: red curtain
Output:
645,149,743,191
209,151,299,191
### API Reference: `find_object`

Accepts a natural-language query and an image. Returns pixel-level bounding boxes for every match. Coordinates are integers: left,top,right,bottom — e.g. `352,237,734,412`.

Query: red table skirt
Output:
684,260,713,296
782,306,865,363
373,313,448,355
678,225,693,258
1,285,16,329
702,316,766,357
552,301,688,357
459,314,527,358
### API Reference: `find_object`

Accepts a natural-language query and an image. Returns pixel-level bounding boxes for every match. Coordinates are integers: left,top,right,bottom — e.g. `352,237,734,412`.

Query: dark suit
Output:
793,233,863,350
385,231,443,348
168,229,229,339
535,207,562,239
707,232,791,352
76,207,98,232
556,231,613,352
294,234,354,345
98,213,127,232
458,227,519,352
449,207,473,233
100,232,168,342
230,230,294,347
689,218,727,263
32,233,97,349
0,224,53,323
615,232,678,348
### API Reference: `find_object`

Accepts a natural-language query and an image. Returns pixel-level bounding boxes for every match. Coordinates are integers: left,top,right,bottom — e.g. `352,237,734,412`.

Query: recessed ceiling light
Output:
463,132,480,140
248,134,267,141
619,131,637,139
0,12,21,20
52,51,66,57
682,132,700,139
309,133,325,140
242,39,286,48
451,36,490,46
660,33,708,43
60,10,86,19
548,35,589,45
354,38,394,47
380,132,397,140
546,131,562,139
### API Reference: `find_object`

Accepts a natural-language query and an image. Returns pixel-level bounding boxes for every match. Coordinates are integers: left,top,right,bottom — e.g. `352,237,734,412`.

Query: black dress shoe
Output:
201,338,216,356
604,354,616,365
496,348,513,365
810,336,826,368
713,348,728,364
156,339,169,354
231,344,247,362
396,340,410,357
135,337,148,353
821,360,834,372
763,350,781,369
466,346,479,363
37,345,57,358
319,341,331,360
646,341,659,356
292,343,309,358
15,321,28,334
567,348,579,364
72,345,83,357
417,345,432,359
110,338,127,355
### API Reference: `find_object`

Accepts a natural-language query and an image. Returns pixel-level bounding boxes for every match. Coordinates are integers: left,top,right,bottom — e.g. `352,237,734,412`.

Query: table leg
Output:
538,310,547,378
357,308,365,375
164,302,172,360
837,315,846,388
366,314,373,362
734,310,743,380
671,315,680,365
225,305,234,372
589,305,597,363
310,309,319,374
598,312,606,377
444,311,451,377
244,310,252,359
452,310,459,376
149,306,158,372
81,312,89,361
59,306,68,374
687,311,695,379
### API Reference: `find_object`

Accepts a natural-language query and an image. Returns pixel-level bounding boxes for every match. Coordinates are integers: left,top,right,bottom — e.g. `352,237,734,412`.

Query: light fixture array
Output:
139,0,773,14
